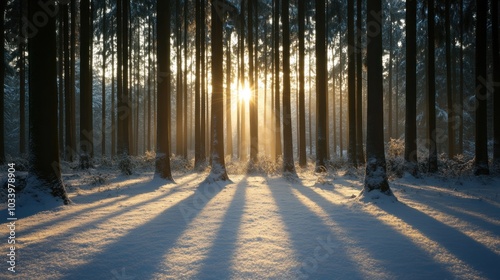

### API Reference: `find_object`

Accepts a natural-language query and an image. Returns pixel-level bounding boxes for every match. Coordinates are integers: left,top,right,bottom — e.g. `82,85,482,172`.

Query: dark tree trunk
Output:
58,13,64,156
298,0,307,167
70,0,77,158
248,0,258,163
0,0,4,164
427,0,438,173
387,12,393,140
274,0,282,161
209,0,229,181
147,15,152,153
445,0,455,159
315,0,327,171
347,0,357,167
101,0,107,157
404,0,418,171
195,0,203,166
282,0,295,174
492,0,500,169
19,1,27,156
363,0,391,194
117,0,131,157
28,0,70,204
156,0,173,180
474,0,489,175
355,0,364,164
226,29,233,159
80,0,93,168
176,0,184,157
458,0,464,155
111,17,116,157
63,3,75,162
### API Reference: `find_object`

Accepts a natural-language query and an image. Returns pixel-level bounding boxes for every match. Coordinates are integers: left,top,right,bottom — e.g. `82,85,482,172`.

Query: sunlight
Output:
239,86,252,102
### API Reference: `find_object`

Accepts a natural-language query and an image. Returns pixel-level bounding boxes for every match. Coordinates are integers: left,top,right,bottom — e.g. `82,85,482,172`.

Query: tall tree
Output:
195,0,204,166
63,2,75,162
28,0,70,204
315,0,327,172
347,0,357,166
156,0,173,180
248,0,258,162
427,0,438,173
226,27,233,158
492,0,500,170
0,0,5,165
117,0,131,157
355,0,365,164
80,0,93,167
19,1,27,155
209,0,229,181
363,0,392,194
282,0,295,173
101,0,107,157
176,0,184,157
274,0,282,161
445,0,455,158
474,0,489,175
404,0,418,172
298,0,307,167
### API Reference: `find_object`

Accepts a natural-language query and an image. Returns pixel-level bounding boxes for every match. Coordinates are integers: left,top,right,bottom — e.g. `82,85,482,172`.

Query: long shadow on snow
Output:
289,181,457,280
61,180,228,280
378,200,500,279
195,177,248,279
267,177,366,279
16,177,178,240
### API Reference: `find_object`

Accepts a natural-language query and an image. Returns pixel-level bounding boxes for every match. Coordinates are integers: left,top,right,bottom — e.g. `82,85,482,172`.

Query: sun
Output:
239,87,252,102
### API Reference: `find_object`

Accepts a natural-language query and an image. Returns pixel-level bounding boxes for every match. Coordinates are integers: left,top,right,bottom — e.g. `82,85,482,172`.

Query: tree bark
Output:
28,0,70,204
156,0,173,180
347,0,357,167
282,0,295,174
474,0,489,175
404,0,418,171
298,0,307,167
427,0,438,173
363,0,391,194
315,0,327,171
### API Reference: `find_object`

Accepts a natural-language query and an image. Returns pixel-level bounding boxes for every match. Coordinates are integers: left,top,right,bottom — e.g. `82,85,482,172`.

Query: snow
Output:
1,167,500,279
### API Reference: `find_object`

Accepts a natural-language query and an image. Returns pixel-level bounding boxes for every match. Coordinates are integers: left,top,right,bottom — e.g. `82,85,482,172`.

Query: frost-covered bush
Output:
118,155,134,175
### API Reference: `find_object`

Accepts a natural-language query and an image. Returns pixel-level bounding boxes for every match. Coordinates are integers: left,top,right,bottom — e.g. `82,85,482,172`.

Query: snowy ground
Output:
1,165,500,279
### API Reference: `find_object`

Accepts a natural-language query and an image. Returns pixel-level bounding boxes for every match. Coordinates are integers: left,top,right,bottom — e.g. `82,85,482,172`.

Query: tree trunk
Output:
445,0,455,159
101,1,107,157
0,0,5,164
298,0,307,167
19,1,27,156
356,0,364,164
176,0,184,157
492,0,500,169
156,0,173,180
363,0,391,194
58,13,65,156
387,12,393,140
347,0,357,167
315,0,327,171
282,0,295,174
28,0,70,204
458,0,464,155
427,0,438,173
404,0,418,171
248,0,258,163
274,0,282,161
474,0,489,175
226,29,233,159
209,0,229,181
80,0,93,168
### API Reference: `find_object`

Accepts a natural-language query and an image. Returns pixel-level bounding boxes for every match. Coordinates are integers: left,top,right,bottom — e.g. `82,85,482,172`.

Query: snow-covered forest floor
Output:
1,157,500,280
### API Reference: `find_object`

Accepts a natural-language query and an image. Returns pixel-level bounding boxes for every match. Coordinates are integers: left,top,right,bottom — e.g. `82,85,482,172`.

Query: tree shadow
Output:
378,200,500,279
285,178,458,280
266,177,366,279
195,177,248,279
60,180,227,279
